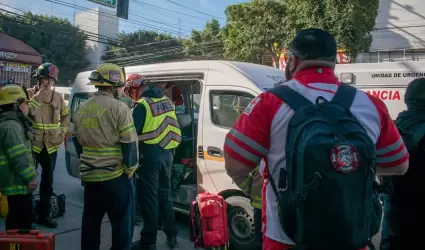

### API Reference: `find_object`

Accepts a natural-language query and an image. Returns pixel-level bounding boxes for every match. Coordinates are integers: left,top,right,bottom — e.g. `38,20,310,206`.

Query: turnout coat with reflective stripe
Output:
73,92,138,182
29,90,70,154
136,96,181,150
0,112,37,196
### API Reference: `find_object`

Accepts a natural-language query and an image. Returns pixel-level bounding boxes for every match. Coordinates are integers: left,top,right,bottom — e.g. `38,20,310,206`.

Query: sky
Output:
0,0,249,38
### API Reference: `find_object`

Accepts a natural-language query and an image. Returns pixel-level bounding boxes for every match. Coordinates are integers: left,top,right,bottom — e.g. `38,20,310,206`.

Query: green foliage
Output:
183,19,224,59
222,0,289,67
282,0,379,60
102,30,183,66
0,12,89,84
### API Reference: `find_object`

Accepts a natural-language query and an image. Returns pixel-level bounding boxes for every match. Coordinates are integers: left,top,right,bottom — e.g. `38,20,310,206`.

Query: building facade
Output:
75,7,119,70
357,0,425,63
0,33,42,88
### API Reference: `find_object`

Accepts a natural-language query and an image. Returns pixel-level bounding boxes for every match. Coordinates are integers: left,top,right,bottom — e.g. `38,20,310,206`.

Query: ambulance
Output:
335,61,425,119
65,60,285,249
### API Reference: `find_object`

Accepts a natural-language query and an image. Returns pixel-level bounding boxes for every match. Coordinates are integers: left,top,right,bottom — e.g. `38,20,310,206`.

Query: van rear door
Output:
65,92,92,178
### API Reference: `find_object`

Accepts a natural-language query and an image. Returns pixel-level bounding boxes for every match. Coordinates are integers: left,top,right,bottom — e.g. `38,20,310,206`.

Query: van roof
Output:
335,61,425,72
126,60,285,89
72,60,285,93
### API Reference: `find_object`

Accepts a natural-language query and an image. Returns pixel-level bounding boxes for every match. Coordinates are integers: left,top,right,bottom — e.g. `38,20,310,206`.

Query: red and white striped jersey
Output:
224,67,409,248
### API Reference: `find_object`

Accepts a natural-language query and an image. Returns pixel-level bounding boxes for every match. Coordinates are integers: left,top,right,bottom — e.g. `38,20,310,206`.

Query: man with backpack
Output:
380,78,425,250
224,28,409,250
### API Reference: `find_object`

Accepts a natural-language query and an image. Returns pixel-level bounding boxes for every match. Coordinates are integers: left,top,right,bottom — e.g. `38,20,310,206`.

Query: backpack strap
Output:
331,83,357,109
268,86,312,111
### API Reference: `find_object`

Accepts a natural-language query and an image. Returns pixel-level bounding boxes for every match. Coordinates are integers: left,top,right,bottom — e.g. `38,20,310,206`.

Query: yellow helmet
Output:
0,84,28,106
88,63,125,87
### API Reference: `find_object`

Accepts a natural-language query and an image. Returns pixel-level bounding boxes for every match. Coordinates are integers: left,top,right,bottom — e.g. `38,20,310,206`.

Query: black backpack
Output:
267,84,382,250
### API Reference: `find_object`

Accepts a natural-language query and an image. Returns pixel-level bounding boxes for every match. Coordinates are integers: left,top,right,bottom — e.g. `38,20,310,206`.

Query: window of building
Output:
210,91,254,129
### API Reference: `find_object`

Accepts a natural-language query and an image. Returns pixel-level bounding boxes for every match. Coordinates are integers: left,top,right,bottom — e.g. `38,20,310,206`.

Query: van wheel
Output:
226,196,256,250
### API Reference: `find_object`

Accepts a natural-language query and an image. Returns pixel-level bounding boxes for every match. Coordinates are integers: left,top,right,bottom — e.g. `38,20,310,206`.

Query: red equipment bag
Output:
189,192,229,249
0,229,55,250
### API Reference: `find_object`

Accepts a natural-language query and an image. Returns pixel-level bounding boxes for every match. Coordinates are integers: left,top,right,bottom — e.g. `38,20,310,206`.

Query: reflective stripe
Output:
159,132,182,149
1,185,29,196
47,145,61,154
252,196,262,209
61,107,69,116
29,99,41,108
376,138,403,155
229,129,268,155
32,145,42,153
19,166,37,181
0,155,7,165
33,123,60,130
224,137,261,163
119,123,136,137
376,146,408,164
138,117,180,141
83,147,121,156
7,144,27,158
81,168,124,182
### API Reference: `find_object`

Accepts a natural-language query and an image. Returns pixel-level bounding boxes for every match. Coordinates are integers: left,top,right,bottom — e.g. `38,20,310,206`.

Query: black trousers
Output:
137,149,176,246
81,174,134,250
380,194,423,250
254,208,262,249
34,147,57,218
6,194,33,230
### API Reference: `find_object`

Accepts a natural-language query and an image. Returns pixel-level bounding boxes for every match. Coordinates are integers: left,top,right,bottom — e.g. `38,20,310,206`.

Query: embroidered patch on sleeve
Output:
243,97,261,115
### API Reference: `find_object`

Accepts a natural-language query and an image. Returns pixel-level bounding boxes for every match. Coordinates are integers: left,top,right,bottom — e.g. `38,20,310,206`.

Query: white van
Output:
335,61,425,119
55,86,72,105
65,60,285,249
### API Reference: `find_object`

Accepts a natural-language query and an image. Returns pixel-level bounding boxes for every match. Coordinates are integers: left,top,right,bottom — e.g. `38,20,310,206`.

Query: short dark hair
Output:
405,77,425,104
289,28,337,62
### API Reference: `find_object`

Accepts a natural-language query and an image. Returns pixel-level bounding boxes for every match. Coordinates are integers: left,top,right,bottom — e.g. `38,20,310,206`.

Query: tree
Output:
282,0,379,61
102,30,183,66
0,12,89,84
183,19,224,59
222,0,289,68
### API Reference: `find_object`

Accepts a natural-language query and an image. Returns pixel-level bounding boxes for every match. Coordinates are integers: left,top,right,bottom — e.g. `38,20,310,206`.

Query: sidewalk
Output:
1,199,194,250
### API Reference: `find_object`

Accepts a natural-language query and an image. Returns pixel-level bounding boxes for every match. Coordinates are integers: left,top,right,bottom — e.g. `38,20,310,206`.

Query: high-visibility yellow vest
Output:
136,96,181,150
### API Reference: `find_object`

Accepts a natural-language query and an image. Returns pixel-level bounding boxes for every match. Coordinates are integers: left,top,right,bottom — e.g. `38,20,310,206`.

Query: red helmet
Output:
126,73,145,88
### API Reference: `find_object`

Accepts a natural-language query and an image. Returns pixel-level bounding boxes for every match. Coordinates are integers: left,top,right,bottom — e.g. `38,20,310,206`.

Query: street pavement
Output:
0,146,383,249
0,146,195,250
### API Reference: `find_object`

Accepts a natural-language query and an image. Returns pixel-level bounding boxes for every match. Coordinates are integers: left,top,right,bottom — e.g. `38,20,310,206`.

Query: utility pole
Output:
178,19,182,39
73,0,77,25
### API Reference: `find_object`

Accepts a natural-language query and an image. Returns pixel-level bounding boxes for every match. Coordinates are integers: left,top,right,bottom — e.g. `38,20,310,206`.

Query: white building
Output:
75,7,119,70
357,0,425,63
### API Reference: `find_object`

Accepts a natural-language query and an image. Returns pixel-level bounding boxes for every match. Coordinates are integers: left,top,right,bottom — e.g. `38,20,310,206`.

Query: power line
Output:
163,0,225,20
0,4,120,43
105,40,222,63
0,8,117,46
46,0,190,36
132,0,211,22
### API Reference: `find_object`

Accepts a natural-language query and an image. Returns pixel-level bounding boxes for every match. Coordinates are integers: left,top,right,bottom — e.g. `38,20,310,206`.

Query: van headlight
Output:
340,73,354,84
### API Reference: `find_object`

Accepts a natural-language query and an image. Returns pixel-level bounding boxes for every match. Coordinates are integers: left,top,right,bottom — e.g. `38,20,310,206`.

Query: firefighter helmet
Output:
88,63,125,87
32,63,59,80
0,84,28,106
126,73,146,88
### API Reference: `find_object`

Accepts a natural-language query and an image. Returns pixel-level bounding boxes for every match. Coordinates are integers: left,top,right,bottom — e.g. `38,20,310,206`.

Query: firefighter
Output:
128,74,182,250
27,85,39,99
72,63,138,250
28,62,69,228
0,83,38,230
238,165,263,249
